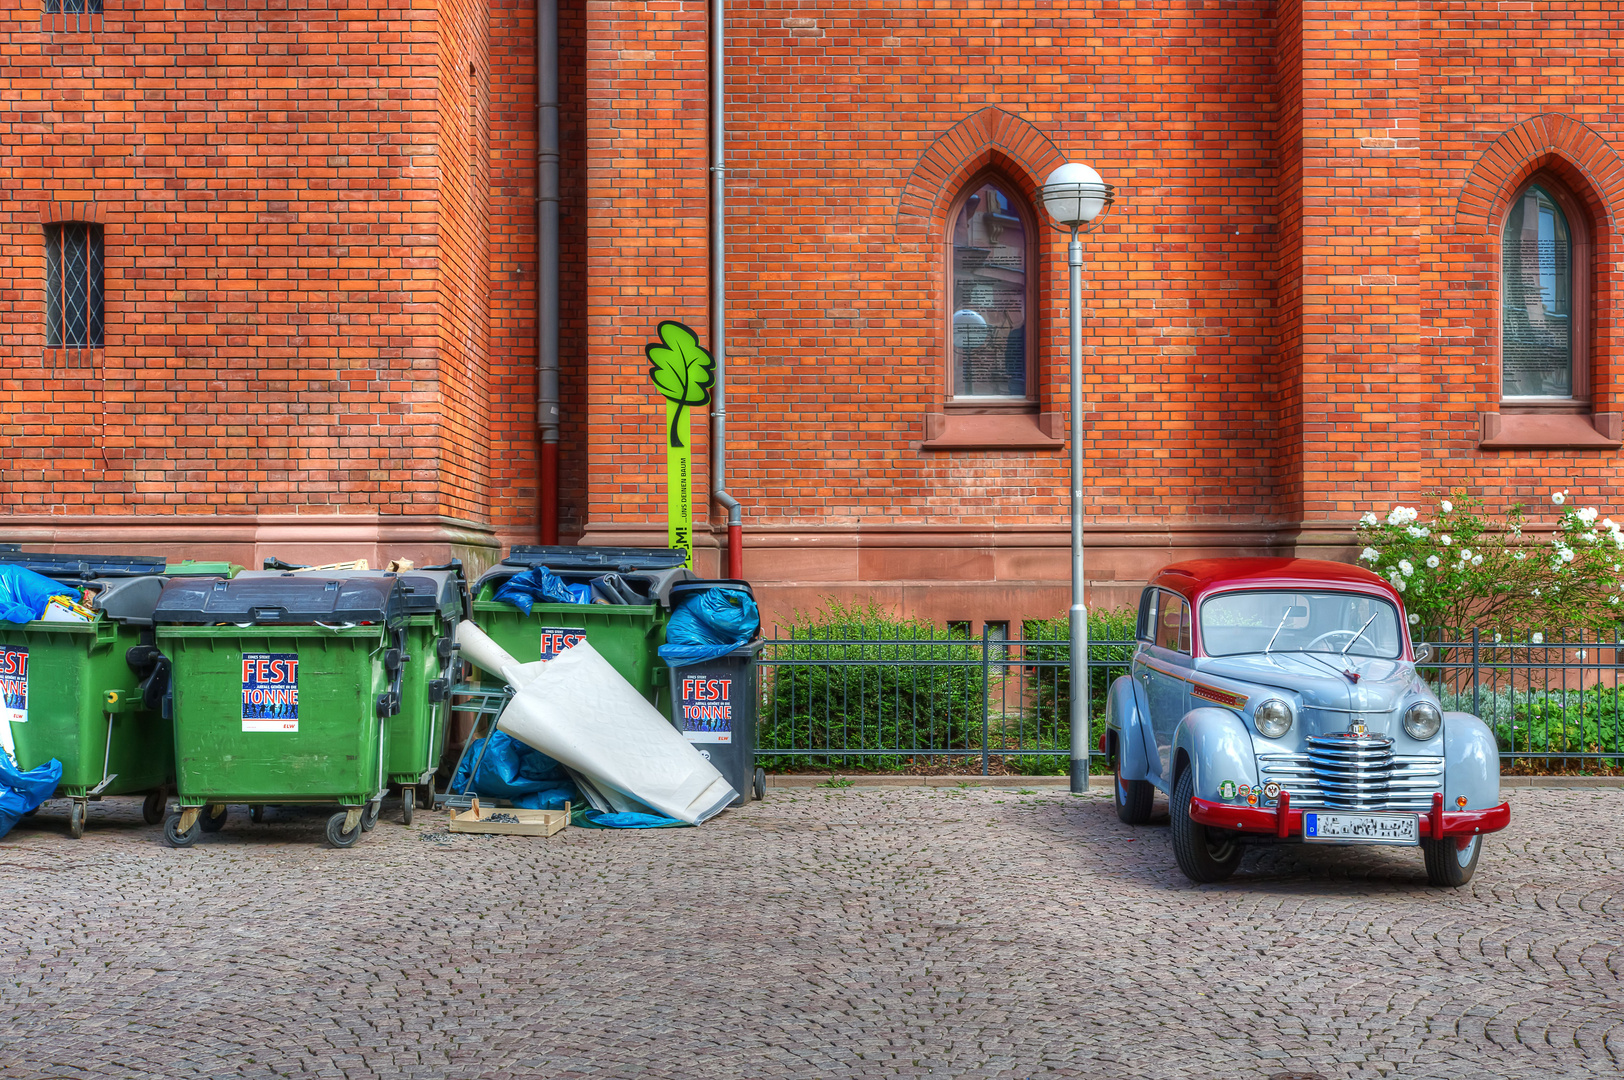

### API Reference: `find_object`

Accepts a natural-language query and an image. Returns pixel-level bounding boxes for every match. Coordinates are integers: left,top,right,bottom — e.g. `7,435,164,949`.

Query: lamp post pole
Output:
1038,161,1113,797
1067,228,1088,795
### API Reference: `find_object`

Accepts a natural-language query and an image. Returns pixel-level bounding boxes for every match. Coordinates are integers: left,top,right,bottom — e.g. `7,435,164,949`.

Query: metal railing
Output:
754,628,1624,772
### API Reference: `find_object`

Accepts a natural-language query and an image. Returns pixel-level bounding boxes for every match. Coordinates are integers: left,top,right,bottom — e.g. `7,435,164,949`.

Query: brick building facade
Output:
4,0,1621,629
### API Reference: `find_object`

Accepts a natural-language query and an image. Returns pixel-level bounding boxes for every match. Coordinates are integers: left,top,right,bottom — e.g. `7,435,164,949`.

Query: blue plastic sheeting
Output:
449,731,575,810
571,806,688,829
0,565,70,625
492,567,591,615
657,587,760,666
0,756,62,840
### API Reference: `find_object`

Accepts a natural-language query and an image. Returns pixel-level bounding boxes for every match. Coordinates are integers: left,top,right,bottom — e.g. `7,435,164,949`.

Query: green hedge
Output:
1020,608,1139,738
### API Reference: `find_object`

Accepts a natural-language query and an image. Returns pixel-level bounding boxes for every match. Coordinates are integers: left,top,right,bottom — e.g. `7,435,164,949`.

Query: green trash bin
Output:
0,567,175,839
153,574,408,849
469,546,693,708
163,560,244,578
241,561,468,824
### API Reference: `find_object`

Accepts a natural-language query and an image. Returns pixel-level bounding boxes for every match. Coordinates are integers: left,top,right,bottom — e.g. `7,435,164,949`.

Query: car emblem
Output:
1351,722,1368,735
1263,781,1281,799
1219,780,1237,801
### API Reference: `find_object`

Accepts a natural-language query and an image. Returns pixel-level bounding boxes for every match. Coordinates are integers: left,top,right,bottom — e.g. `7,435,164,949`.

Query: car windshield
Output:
1199,590,1404,658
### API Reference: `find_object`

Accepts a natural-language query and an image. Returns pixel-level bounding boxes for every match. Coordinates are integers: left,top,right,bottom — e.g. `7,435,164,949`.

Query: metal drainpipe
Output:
536,0,561,544
709,0,742,577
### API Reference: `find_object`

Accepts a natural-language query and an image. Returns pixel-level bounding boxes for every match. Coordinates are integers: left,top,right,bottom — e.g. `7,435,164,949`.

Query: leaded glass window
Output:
951,180,1030,400
1502,184,1573,399
45,223,104,348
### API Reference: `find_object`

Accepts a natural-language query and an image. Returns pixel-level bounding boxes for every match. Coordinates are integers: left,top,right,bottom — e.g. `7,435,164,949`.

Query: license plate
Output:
1303,811,1419,846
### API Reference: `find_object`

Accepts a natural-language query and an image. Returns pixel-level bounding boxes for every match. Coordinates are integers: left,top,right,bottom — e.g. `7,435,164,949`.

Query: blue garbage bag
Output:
0,756,62,840
449,731,575,810
657,587,759,666
571,807,689,829
492,567,590,615
0,565,69,625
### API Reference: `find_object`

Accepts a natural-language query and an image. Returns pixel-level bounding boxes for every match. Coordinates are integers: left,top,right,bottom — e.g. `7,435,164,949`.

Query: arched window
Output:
1501,176,1588,404
947,175,1035,405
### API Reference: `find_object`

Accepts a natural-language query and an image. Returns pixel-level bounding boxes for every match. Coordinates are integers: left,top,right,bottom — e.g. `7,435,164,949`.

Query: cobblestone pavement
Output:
0,786,1618,1080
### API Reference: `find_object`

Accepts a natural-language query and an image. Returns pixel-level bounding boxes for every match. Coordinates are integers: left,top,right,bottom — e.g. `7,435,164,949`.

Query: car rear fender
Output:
1105,675,1154,784
1443,711,1501,811
1173,707,1260,802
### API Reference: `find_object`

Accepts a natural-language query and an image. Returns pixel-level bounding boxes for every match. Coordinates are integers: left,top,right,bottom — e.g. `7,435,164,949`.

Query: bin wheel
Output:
199,805,227,833
326,812,361,849
68,801,86,839
753,768,766,802
249,805,266,824
164,814,200,848
423,776,436,809
401,788,415,826
361,801,381,832
141,791,167,826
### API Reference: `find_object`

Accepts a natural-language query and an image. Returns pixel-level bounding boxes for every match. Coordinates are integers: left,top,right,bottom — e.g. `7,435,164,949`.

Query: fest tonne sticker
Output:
0,646,26,726
679,675,733,743
242,653,299,732
539,628,586,661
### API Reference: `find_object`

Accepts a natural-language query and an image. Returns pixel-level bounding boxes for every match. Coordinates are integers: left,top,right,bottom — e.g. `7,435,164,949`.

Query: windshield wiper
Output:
1263,606,1296,654
1340,613,1380,657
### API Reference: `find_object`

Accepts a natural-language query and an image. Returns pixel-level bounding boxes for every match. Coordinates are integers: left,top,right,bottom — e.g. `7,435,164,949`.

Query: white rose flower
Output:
1577,650,1588,660
1531,588,1541,598
1393,579,1406,592
1408,612,1420,625
1426,555,1440,568
1440,534,1452,546
1560,547,1575,563
1440,499,1453,513
1577,507,1598,525
1515,552,1527,561
1494,633,1503,643
1532,632,1544,644
1387,506,1418,526
1359,511,1379,527
1406,526,1424,539
1552,490,1567,505
1359,547,1379,563
1583,531,1599,543
1398,559,1414,577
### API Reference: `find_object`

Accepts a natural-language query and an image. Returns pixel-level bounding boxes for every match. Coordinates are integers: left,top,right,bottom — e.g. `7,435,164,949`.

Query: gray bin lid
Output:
0,551,168,581
239,569,465,620
501,545,689,572
154,575,406,627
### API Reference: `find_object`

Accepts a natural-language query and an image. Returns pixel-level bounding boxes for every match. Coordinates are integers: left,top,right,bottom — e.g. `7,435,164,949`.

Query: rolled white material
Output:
456,620,545,688
496,640,737,824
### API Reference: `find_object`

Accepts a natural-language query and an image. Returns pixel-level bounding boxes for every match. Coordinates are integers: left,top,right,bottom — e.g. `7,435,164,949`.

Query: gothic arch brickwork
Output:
895,108,1067,232
1455,114,1624,233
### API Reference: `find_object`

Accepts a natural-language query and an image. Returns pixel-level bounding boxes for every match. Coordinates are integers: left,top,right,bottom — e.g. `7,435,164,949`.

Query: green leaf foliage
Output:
645,320,715,448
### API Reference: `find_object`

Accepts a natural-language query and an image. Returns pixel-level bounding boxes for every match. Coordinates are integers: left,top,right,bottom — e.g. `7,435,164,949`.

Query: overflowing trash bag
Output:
448,731,575,811
492,567,591,614
0,565,71,625
0,756,62,840
657,586,759,666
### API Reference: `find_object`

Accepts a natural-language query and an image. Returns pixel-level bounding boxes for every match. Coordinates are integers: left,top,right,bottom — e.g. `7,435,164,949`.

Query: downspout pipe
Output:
709,0,743,578
537,0,561,544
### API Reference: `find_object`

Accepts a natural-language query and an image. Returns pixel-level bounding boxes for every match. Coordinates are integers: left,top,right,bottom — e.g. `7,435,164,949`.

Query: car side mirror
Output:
1413,641,1432,664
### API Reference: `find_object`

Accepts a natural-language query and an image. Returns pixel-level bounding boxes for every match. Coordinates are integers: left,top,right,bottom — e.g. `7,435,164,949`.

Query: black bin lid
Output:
154,575,406,626
394,571,465,618
502,545,690,573
0,551,168,581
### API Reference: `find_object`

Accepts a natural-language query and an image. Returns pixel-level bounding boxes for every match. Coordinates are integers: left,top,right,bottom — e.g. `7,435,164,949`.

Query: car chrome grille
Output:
1257,733,1442,812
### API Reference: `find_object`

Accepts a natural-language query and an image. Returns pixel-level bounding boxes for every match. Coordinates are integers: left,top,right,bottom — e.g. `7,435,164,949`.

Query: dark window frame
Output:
943,169,1039,413
1499,171,1590,413
45,222,105,349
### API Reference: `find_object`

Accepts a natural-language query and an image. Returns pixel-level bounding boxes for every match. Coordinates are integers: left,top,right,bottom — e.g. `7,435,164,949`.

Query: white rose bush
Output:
1353,488,1624,634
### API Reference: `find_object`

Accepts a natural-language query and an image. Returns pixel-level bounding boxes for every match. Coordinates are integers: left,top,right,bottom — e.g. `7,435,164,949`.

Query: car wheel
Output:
1423,834,1481,888
1170,768,1242,883
1113,752,1154,825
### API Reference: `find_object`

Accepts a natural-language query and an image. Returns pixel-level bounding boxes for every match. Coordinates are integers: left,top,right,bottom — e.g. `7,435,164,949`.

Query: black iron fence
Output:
754,628,1624,772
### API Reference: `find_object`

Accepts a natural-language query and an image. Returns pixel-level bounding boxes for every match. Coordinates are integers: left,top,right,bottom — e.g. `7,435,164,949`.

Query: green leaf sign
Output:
646,320,715,449
645,320,715,569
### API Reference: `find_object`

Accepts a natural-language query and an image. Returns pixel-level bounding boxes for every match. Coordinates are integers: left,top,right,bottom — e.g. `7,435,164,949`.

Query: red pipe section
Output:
727,522,742,579
540,442,559,544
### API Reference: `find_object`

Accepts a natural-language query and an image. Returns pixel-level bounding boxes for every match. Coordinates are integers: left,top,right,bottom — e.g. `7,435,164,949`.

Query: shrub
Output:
1020,608,1139,738
756,600,983,771
1354,488,1624,633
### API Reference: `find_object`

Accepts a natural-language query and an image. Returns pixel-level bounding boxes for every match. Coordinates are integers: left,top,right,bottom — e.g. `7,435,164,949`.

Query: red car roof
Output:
1150,557,1405,609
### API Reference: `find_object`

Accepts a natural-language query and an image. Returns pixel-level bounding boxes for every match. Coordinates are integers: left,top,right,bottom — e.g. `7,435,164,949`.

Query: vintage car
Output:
1105,557,1510,886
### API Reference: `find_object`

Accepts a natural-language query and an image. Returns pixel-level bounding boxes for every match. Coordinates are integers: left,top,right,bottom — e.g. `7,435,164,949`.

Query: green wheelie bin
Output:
469,546,693,708
246,561,468,823
153,574,408,849
0,552,177,838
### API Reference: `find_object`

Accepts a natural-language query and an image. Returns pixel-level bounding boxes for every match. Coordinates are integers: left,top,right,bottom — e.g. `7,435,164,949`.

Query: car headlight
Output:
1404,701,1442,740
1254,698,1293,739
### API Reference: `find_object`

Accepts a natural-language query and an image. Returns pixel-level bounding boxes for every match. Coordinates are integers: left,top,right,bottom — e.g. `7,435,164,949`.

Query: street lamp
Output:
1039,162,1114,795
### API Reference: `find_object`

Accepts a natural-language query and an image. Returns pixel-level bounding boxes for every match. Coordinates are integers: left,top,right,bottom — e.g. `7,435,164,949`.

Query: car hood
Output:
1200,652,1419,713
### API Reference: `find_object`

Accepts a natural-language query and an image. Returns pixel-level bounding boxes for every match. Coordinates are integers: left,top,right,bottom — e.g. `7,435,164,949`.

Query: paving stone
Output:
0,788,1616,1079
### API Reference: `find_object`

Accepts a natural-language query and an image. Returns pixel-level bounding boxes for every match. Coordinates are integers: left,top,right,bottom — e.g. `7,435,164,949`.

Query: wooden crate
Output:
448,800,570,837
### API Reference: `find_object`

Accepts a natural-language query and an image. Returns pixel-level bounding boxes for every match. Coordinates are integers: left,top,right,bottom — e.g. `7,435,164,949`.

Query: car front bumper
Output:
1189,792,1511,842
